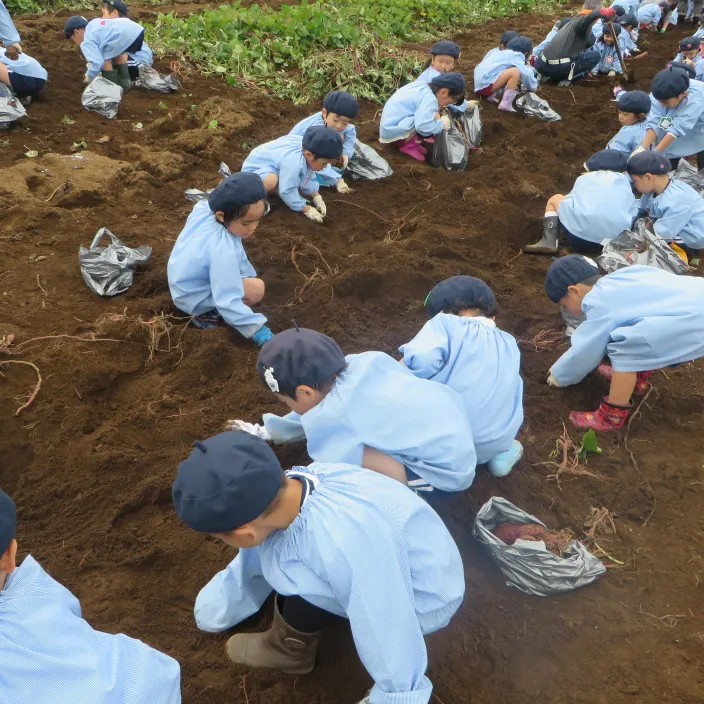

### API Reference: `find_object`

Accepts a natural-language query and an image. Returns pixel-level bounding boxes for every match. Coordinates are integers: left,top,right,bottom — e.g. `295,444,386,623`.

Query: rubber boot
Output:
523,215,560,254
226,597,322,675
486,92,500,103
487,440,523,478
569,396,632,431
115,63,133,91
101,68,121,87
398,136,426,162
597,365,653,395
498,87,518,112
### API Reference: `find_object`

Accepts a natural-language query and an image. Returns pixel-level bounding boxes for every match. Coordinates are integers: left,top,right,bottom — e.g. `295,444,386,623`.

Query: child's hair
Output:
257,475,289,520
580,275,601,287
429,83,465,100
441,297,498,317
219,200,268,226
261,363,348,400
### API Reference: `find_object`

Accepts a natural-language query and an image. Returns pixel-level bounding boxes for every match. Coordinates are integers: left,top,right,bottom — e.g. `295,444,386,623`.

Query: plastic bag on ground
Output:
347,140,393,181
457,101,482,148
673,159,704,196
82,77,123,119
516,92,562,122
133,65,181,93
473,497,606,596
431,117,469,171
184,162,233,202
597,218,690,275
79,228,152,296
0,82,27,129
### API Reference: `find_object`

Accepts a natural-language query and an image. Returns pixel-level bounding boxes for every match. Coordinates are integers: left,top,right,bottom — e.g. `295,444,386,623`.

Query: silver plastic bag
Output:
347,140,393,181
82,77,123,119
184,162,233,202
473,497,606,597
456,101,482,147
0,82,27,129
516,92,562,122
673,159,704,196
79,228,152,297
561,307,585,338
597,219,690,275
431,118,469,171
134,65,181,94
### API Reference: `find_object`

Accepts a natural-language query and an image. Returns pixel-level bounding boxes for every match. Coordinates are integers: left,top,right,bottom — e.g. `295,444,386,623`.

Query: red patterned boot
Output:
569,396,632,431
596,365,653,395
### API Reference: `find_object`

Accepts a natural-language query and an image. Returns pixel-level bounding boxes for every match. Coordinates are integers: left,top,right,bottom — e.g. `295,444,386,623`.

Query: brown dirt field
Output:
2,6,704,704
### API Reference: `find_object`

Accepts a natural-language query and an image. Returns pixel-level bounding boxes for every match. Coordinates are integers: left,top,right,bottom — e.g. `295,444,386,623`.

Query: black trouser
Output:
280,595,330,633
534,47,600,82
669,153,704,171
562,223,604,255
125,30,145,55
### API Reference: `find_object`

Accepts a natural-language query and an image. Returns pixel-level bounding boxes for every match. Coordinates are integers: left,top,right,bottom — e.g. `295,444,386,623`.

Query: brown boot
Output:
226,597,321,675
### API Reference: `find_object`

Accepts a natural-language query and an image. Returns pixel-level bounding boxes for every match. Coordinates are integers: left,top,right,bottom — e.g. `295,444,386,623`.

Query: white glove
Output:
83,74,92,84
608,70,616,78
547,372,562,388
440,114,452,131
303,205,324,223
312,193,327,217
224,419,273,441
336,178,353,194
631,145,646,158
340,154,349,169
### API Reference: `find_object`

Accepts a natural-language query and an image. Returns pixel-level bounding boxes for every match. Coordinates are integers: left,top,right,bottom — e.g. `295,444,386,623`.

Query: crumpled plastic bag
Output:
431,117,469,171
347,140,393,181
516,92,562,122
597,219,690,275
133,65,181,93
79,228,152,296
82,77,123,119
0,82,27,129
473,497,606,597
561,307,585,338
457,101,482,148
184,162,233,202
673,159,704,196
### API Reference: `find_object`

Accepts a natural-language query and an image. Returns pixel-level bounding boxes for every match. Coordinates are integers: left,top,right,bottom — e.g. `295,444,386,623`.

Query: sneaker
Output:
487,440,523,478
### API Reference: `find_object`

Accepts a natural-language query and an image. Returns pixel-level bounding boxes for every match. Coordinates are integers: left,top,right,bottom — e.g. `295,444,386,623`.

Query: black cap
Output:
430,40,461,58
544,255,600,303
64,15,89,38
616,89,651,115
322,90,359,119
602,22,621,37
208,172,267,213
665,60,697,80
424,276,497,317
172,431,283,533
619,13,637,26
430,72,466,93
256,328,346,396
679,36,701,51
302,125,343,159
651,67,690,100
500,31,519,46
104,0,128,15
0,489,16,555
585,149,628,173
612,4,626,15
507,36,533,54
626,150,671,176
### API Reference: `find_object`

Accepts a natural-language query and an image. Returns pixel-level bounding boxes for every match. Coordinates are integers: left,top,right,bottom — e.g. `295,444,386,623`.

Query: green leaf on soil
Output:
158,101,168,110
208,119,218,129
24,150,39,158
61,115,76,125
578,429,603,460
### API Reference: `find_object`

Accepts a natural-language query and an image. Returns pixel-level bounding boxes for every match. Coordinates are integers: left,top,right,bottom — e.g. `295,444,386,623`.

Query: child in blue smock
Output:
628,150,704,251
0,46,47,98
524,149,637,255
0,489,182,704
544,255,704,430
64,15,145,90
100,0,153,80
242,125,343,223
0,0,19,49
635,67,704,170
379,72,466,162
637,0,665,29
399,276,524,478
289,90,358,195
607,89,650,153
228,327,477,495
674,36,704,81
167,172,274,346
474,35,537,112
414,40,470,113
172,431,464,704
591,23,623,75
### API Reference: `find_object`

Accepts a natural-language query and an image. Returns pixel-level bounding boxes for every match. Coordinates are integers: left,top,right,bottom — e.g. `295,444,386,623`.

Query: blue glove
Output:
252,325,274,347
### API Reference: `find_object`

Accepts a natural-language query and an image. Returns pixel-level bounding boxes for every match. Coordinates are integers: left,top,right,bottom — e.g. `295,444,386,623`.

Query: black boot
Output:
523,215,559,254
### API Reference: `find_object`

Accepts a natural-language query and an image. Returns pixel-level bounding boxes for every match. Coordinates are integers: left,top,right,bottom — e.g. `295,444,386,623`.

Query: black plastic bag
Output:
79,228,152,296
674,159,704,196
456,101,482,148
347,140,393,181
516,92,561,122
134,65,181,94
431,118,469,171
82,77,123,119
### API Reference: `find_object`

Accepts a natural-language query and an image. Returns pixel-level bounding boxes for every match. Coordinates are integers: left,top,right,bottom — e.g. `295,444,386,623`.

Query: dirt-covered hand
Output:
608,70,616,78
224,420,273,441
630,145,646,158
303,205,324,223
547,371,562,388
339,154,349,169
336,178,353,194
312,193,327,216
440,114,452,131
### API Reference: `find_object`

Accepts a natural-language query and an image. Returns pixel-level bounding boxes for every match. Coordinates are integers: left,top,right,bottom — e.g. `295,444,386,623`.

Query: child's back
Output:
379,81,439,141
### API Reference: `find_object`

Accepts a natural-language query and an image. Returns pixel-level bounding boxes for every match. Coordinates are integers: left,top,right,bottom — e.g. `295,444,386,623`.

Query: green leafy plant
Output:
578,429,603,460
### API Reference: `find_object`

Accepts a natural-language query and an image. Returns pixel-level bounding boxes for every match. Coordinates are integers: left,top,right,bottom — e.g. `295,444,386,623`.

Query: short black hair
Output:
429,83,465,100
264,363,348,401
219,202,253,226
440,297,498,317
580,274,601,287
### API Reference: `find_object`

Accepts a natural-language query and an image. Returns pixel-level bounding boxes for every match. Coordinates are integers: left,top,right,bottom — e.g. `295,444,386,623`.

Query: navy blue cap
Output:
302,125,343,159
616,89,651,115
601,22,621,37
104,0,128,15
557,17,573,29
612,4,626,15
626,150,671,176
585,149,628,173
430,72,466,93
507,36,533,54
257,328,346,395
665,60,697,80
208,172,267,213
431,40,461,58
172,431,283,533
652,67,690,100
545,255,600,303
322,90,359,119
679,36,701,51
500,31,519,47
424,276,497,317
64,15,89,38
619,13,637,26
0,489,16,555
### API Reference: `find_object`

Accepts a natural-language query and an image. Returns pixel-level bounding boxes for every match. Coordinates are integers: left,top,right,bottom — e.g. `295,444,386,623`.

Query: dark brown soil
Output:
2,6,704,704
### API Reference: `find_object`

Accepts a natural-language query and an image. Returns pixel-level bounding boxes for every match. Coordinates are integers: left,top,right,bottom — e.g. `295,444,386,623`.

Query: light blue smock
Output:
533,27,559,58
673,52,704,81
241,134,319,212
0,0,19,46
640,179,704,247
0,47,47,79
0,555,181,704
551,266,704,384
607,121,648,153
414,66,469,112
167,200,267,337
399,315,523,464
194,462,465,704
695,26,704,39
637,3,662,27
646,81,704,157
81,18,145,79
612,0,641,13
558,171,638,243
379,81,443,142
262,351,477,492
130,41,153,67
594,39,622,73
473,48,538,92
289,111,356,186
